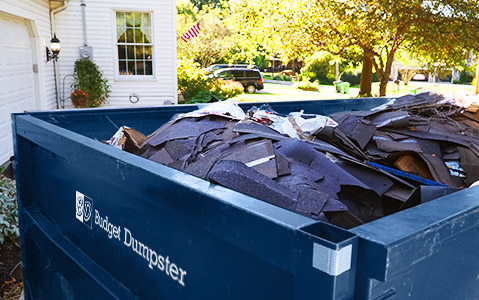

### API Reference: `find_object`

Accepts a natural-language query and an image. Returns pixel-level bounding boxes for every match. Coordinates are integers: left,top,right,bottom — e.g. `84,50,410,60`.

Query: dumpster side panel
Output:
353,188,479,299
14,113,361,300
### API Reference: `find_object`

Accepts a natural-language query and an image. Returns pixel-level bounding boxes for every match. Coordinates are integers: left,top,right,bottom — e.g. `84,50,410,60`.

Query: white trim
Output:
171,3,178,102
25,19,43,110
0,2,39,21
0,10,45,111
112,9,156,81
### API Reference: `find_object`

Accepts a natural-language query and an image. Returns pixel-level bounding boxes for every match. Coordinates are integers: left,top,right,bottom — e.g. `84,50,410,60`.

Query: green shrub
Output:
187,90,214,103
0,167,18,245
340,71,379,85
473,77,477,87
212,79,244,99
300,52,335,84
178,58,211,103
272,74,291,81
179,58,244,104
340,71,361,85
72,59,110,108
460,71,473,83
294,80,319,91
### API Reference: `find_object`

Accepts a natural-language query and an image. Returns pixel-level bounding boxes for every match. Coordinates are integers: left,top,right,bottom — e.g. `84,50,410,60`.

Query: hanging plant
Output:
71,59,111,108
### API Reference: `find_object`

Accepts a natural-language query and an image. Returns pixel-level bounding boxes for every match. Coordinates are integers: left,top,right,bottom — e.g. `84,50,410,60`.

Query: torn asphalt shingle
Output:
111,93,479,229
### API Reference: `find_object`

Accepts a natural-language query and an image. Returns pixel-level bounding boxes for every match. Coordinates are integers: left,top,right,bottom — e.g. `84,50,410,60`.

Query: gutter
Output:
50,0,69,109
50,0,69,35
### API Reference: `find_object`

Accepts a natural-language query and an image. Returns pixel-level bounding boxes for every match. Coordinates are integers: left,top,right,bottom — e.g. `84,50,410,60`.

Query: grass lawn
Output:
232,83,358,102
354,81,476,97
231,79,476,103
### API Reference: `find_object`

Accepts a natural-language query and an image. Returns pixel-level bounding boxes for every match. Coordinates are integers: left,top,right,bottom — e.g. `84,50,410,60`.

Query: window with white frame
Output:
116,12,153,76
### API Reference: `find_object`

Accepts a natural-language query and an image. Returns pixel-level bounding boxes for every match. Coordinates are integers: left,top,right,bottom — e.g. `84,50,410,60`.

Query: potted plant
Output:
70,89,88,108
71,59,110,108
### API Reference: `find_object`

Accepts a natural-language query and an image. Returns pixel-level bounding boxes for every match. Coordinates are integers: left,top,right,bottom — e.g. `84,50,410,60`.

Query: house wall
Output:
54,0,177,108
0,0,56,110
0,0,56,164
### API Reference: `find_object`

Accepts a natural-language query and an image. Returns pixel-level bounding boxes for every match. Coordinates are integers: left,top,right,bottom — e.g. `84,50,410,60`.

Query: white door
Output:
0,12,36,164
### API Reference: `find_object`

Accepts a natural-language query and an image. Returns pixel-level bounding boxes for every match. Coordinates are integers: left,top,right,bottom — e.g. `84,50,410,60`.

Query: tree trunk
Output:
372,48,396,97
476,61,479,95
359,54,373,97
379,79,388,96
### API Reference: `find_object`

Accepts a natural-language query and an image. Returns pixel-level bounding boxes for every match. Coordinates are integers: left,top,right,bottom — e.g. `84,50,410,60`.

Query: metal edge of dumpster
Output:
350,185,479,300
15,97,479,299
12,107,365,300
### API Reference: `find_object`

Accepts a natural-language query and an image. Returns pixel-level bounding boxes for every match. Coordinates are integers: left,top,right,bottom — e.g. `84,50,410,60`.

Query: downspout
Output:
80,0,88,46
50,0,70,109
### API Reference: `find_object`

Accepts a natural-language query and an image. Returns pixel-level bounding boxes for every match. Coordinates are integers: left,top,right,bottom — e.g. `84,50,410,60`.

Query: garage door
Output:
0,12,36,164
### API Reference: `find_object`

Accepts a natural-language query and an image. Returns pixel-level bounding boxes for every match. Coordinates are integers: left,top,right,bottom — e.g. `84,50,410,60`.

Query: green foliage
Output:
459,71,474,83
72,59,110,108
211,79,244,99
187,90,214,103
340,72,361,86
294,80,319,91
190,0,222,10
0,167,18,245
300,52,335,84
341,71,379,85
178,58,244,104
177,3,237,68
178,58,211,103
177,0,198,18
227,0,479,96
272,74,291,81
177,0,269,70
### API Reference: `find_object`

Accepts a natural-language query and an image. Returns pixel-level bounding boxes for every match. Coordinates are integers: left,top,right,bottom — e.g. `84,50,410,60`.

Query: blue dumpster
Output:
12,98,479,300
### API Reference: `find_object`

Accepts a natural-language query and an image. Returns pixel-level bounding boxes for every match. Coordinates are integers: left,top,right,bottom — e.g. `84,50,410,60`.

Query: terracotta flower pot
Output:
71,89,88,108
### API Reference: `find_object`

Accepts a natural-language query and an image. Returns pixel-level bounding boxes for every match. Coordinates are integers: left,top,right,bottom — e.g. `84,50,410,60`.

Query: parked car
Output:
208,68,264,93
205,64,260,74
412,73,428,81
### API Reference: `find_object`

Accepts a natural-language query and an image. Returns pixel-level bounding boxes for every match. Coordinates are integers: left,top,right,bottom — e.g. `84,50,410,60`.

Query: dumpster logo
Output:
76,191,93,229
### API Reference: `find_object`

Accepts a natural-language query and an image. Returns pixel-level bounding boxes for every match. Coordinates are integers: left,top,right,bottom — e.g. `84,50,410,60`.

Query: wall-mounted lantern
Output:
46,34,61,62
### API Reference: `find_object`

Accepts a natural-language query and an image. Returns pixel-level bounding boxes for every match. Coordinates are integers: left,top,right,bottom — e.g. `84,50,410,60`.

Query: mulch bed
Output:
0,238,22,299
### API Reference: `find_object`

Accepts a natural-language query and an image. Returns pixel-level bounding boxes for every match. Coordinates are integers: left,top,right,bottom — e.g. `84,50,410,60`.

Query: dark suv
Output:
205,64,259,74
209,68,264,93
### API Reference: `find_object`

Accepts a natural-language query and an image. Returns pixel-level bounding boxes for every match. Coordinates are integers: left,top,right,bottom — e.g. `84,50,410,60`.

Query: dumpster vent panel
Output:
312,243,352,276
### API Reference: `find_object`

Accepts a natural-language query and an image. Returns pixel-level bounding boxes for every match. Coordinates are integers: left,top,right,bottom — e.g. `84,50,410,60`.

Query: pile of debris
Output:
108,93,479,229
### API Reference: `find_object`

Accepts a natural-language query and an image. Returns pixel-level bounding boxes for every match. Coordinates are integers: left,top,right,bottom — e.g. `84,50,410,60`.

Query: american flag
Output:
181,23,201,42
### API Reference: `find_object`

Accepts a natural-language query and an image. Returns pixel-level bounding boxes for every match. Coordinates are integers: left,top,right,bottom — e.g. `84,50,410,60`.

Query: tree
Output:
177,3,236,68
228,0,479,96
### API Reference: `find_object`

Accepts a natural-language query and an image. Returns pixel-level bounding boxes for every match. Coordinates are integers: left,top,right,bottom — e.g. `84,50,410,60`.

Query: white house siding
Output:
0,0,55,164
54,0,177,108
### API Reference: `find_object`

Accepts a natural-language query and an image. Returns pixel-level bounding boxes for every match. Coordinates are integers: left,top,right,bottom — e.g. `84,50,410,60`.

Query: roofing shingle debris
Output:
107,94,479,229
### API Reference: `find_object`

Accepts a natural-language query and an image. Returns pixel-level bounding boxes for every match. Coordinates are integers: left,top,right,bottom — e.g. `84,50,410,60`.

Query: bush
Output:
178,58,244,104
340,71,361,85
340,71,379,85
294,80,319,91
0,167,18,245
300,52,335,84
72,59,110,108
473,77,477,87
272,74,291,81
460,71,474,83
178,58,211,103
212,79,244,99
